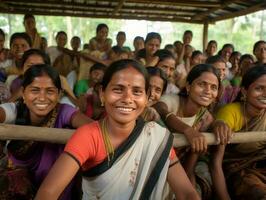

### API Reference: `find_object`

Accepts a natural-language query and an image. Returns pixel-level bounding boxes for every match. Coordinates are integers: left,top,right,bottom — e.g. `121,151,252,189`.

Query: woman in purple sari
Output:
0,64,92,199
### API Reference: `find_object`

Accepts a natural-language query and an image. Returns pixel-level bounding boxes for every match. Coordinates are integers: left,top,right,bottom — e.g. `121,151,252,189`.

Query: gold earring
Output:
101,100,104,107
241,94,246,101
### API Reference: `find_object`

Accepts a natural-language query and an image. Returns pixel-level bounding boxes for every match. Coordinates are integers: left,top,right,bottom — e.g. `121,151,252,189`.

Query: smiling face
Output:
240,57,254,76
145,38,161,56
134,38,144,52
183,33,192,44
213,61,227,81
90,69,104,85
24,17,36,32
116,34,126,47
11,38,30,60
56,33,67,48
254,42,266,62
157,58,176,78
207,42,217,56
244,74,266,111
97,27,108,41
221,47,233,61
23,54,44,74
22,75,60,124
187,72,219,107
100,67,147,126
148,75,164,106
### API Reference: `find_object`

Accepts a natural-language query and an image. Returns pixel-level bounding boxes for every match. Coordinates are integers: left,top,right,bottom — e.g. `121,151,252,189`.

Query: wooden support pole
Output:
202,21,208,52
1,124,266,147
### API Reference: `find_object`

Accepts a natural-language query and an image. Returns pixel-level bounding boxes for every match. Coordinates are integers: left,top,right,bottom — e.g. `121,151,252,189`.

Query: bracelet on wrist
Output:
165,112,174,121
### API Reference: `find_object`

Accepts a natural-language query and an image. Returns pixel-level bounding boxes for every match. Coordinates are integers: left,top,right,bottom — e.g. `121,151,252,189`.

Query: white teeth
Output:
35,104,48,109
201,96,211,101
259,99,266,104
117,107,133,112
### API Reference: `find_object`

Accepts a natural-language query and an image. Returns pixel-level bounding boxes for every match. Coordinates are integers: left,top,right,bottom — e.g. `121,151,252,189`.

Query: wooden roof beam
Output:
191,0,242,20
209,2,266,23
5,0,200,14
112,0,125,16
5,3,194,17
126,0,222,8
0,8,203,24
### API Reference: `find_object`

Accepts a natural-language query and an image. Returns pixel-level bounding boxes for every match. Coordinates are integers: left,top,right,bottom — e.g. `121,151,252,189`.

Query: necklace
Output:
100,117,114,164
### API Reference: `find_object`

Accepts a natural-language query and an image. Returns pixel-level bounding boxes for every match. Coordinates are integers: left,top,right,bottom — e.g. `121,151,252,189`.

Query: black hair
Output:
184,30,193,36
206,55,226,65
154,49,175,63
111,46,127,55
184,30,193,37
191,50,203,60
117,31,126,37
0,28,5,39
253,40,266,54
173,40,182,46
101,59,149,92
221,43,234,52
241,64,266,90
71,36,81,42
41,37,47,42
207,40,217,47
145,32,162,44
135,48,146,59
134,36,144,43
23,14,35,23
55,31,67,39
21,49,51,70
22,64,61,91
10,32,32,48
239,54,255,65
89,63,106,74
96,23,108,34
164,44,175,49
179,64,220,96
146,67,168,93
230,51,241,59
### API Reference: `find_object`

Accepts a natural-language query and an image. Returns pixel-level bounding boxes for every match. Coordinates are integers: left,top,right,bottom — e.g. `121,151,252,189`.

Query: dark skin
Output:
153,100,207,153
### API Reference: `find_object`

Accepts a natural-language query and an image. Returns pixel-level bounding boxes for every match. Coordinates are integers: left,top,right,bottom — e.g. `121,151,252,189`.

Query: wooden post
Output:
1,124,266,147
202,21,209,52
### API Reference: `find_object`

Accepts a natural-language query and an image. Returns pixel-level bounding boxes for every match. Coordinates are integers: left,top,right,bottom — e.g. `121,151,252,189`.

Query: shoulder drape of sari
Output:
31,32,41,49
223,105,266,199
224,108,266,176
81,120,173,200
7,103,78,200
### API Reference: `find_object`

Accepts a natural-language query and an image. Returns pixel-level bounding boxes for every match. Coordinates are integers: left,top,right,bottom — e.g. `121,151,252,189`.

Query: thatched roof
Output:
0,0,265,24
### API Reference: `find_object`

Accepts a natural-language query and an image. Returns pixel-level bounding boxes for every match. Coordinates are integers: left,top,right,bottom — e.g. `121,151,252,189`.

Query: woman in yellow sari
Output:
214,65,266,200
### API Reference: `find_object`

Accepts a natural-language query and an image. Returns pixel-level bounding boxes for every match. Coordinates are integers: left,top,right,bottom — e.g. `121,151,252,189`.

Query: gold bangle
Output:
165,112,174,121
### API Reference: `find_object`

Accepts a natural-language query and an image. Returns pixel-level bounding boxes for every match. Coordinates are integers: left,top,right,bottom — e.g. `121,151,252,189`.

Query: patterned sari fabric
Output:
65,119,173,200
160,94,214,200
0,103,80,200
223,108,266,200
0,82,10,103
175,108,213,200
